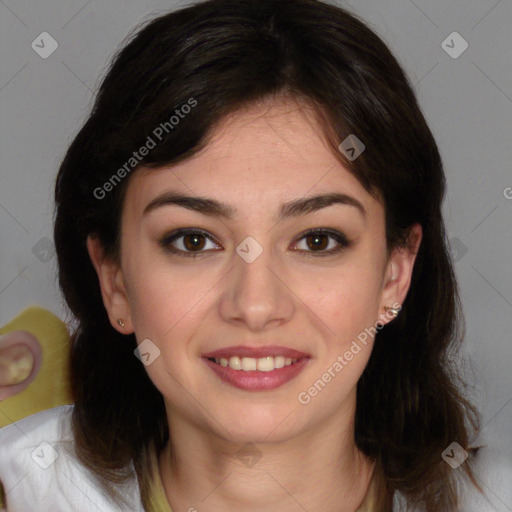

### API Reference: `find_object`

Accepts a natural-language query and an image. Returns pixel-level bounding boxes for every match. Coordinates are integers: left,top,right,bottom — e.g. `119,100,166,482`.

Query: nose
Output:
218,239,295,332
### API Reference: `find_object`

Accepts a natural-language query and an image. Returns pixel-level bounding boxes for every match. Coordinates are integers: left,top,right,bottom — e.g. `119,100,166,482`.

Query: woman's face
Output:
90,99,420,444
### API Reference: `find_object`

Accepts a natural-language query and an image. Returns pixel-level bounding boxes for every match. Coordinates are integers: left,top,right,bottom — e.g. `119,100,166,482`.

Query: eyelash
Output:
159,228,351,258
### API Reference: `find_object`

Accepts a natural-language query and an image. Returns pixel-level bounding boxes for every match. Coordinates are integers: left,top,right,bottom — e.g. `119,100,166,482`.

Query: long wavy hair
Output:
54,0,481,510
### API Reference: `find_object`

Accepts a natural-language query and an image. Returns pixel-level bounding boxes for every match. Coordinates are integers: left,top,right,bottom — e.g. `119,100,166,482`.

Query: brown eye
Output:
182,233,207,251
293,229,350,257
160,227,350,259
160,229,220,257
305,233,329,251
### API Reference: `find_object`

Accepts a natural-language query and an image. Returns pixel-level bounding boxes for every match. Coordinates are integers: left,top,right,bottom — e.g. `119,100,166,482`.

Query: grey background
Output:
1,0,511,506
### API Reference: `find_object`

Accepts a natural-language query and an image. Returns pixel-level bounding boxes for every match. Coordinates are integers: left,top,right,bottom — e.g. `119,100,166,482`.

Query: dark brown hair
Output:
54,0,481,510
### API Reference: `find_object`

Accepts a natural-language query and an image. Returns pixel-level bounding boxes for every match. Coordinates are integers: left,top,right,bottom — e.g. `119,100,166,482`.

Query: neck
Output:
159,409,375,512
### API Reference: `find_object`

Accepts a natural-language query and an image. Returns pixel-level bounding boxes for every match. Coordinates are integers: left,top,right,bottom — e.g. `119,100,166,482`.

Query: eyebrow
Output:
143,191,366,221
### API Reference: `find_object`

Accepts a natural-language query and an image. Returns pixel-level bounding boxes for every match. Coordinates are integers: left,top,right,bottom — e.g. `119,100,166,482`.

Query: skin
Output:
87,98,422,512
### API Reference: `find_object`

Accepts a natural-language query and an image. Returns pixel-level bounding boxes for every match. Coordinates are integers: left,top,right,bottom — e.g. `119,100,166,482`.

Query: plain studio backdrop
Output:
0,0,511,508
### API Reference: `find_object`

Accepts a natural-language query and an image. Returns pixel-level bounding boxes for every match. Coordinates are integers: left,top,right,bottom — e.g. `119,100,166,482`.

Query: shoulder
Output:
0,404,73,448
0,405,143,512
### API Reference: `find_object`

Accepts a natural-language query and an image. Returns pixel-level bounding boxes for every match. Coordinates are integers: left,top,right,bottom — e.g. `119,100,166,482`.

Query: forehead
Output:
123,99,382,223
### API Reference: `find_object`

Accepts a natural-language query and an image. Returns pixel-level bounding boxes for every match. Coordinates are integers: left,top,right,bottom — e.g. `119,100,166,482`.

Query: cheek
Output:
295,267,380,410
301,259,383,346
123,260,209,402
124,254,218,349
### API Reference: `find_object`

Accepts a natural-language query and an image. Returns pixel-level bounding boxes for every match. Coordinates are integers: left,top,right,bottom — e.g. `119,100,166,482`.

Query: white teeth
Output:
229,356,241,370
241,357,257,371
212,355,299,371
257,356,274,372
274,356,285,369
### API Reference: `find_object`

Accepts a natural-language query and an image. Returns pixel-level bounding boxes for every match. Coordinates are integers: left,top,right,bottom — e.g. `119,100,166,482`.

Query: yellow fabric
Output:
147,445,172,512
0,306,73,427
0,307,379,511
0,306,72,509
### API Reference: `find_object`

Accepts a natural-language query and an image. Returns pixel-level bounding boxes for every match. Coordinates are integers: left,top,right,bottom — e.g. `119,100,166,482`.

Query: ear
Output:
378,223,422,326
86,235,134,334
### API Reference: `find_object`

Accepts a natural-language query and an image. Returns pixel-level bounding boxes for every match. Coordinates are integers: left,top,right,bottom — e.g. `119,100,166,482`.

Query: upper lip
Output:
202,345,310,359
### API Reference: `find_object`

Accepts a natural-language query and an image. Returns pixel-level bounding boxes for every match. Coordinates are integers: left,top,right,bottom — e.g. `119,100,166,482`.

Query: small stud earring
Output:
117,319,125,327
384,305,401,318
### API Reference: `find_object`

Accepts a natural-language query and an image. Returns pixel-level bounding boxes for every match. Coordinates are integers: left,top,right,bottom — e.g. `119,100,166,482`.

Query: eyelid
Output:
159,228,221,256
159,227,351,258
291,228,350,257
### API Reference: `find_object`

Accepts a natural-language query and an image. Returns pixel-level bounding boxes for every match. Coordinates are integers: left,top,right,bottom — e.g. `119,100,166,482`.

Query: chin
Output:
207,401,304,445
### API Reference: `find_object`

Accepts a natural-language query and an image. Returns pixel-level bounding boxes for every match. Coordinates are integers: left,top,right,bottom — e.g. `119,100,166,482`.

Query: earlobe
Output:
86,235,134,334
379,223,422,325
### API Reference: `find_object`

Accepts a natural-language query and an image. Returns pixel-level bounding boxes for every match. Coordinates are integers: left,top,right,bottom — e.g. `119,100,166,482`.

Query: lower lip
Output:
203,357,309,391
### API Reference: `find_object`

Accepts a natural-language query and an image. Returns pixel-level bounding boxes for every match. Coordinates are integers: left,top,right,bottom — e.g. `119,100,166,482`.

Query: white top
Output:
0,405,510,511
0,405,143,512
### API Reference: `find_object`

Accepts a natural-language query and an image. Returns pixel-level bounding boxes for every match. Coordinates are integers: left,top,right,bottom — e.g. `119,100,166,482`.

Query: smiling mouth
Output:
207,355,306,371
203,353,310,391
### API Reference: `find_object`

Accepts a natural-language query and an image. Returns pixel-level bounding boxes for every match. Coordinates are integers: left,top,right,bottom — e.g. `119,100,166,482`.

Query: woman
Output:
0,0,487,510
